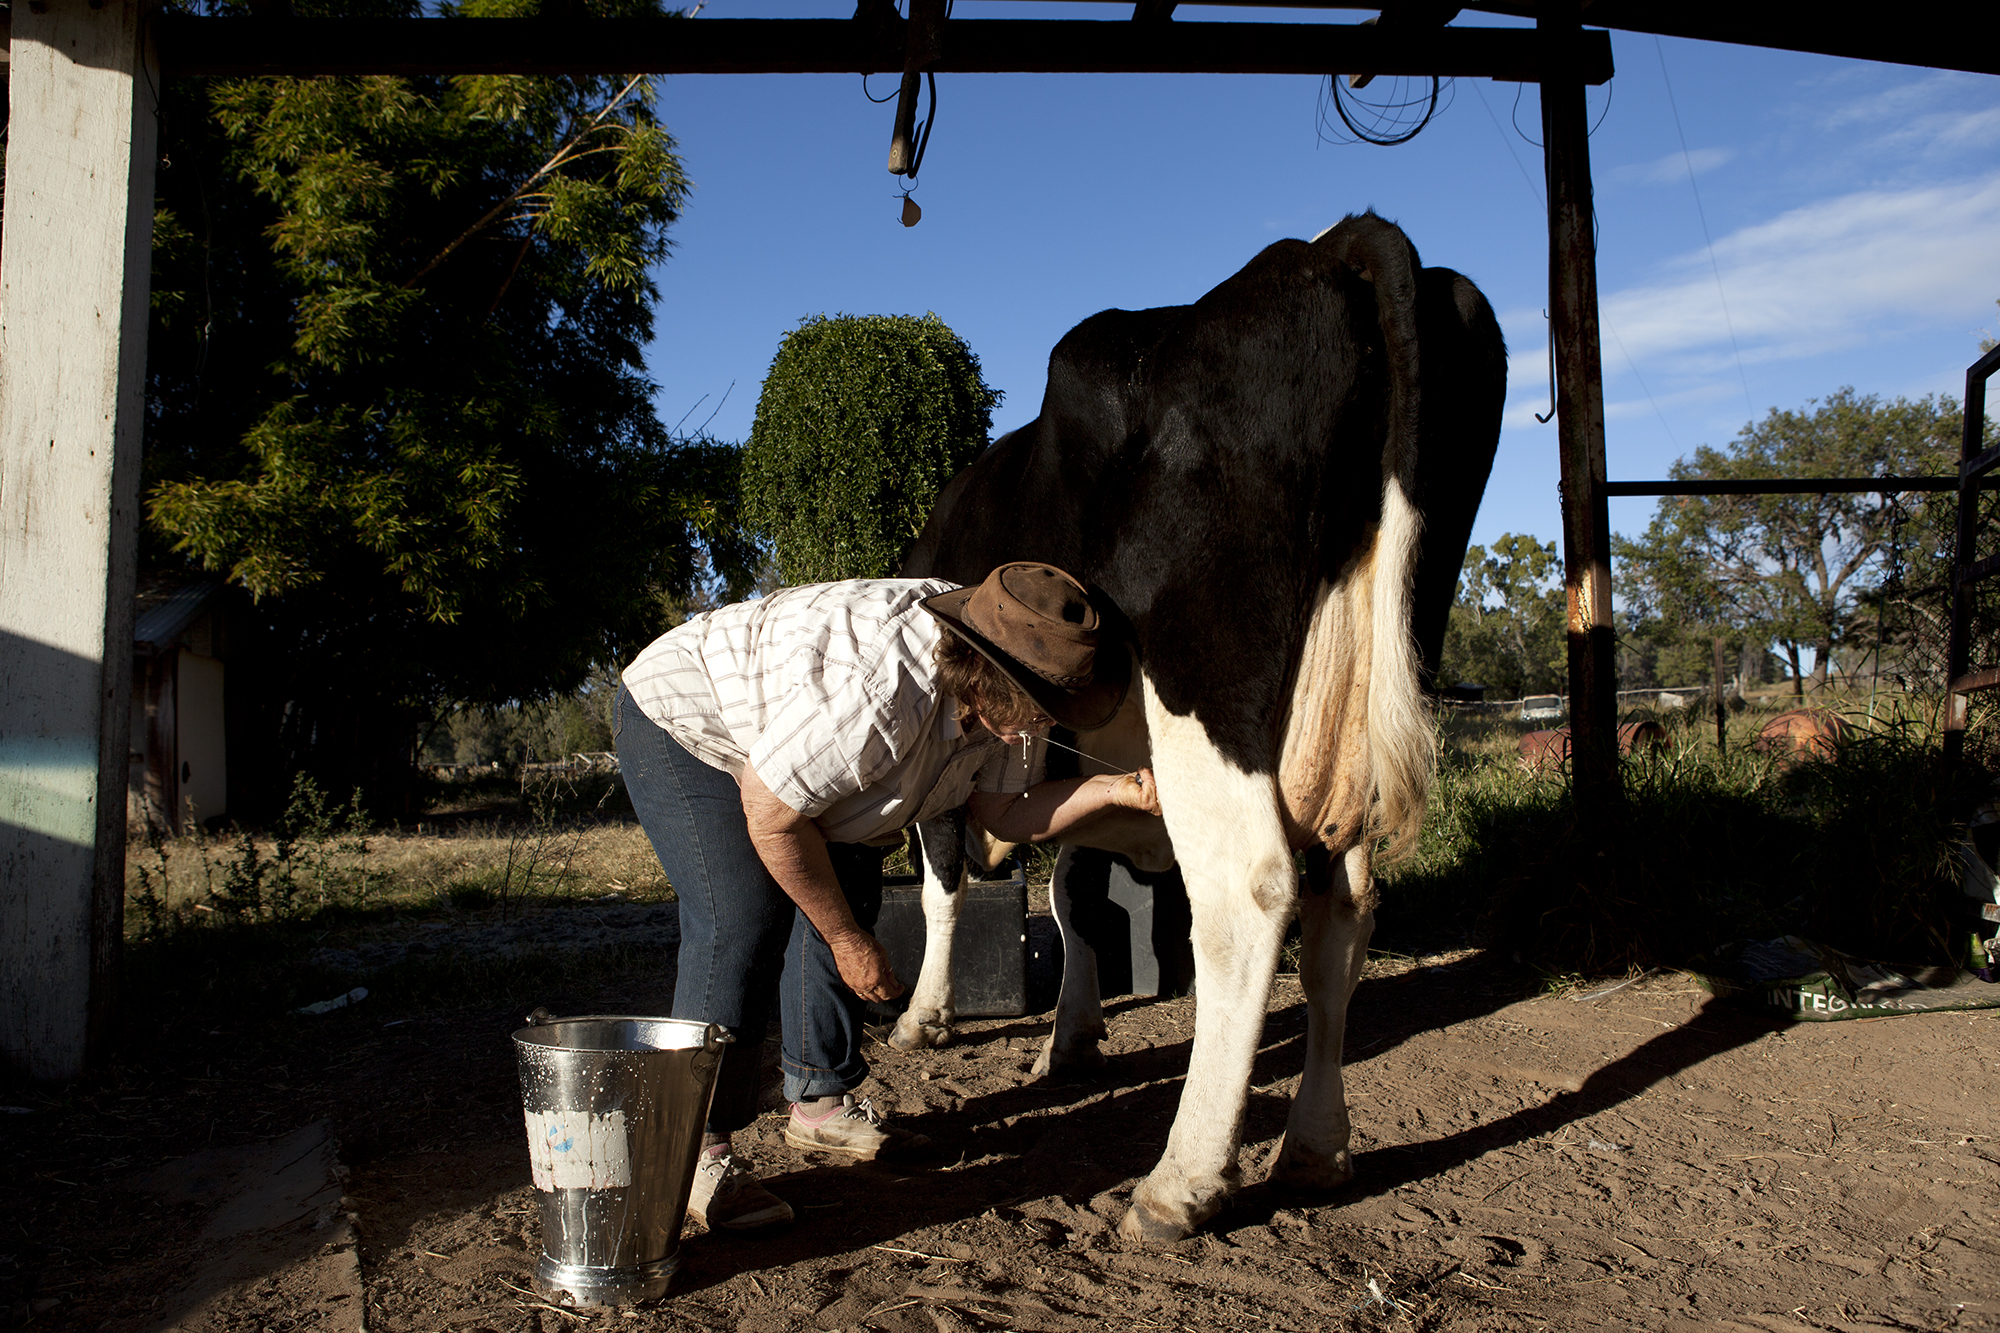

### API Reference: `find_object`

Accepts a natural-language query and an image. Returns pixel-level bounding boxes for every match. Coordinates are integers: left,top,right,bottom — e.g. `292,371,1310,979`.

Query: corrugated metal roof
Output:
134,579,224,651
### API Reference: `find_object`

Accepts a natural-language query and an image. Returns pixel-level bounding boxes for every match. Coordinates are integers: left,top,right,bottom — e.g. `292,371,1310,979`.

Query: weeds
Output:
486,770,617,918
1385,692,1988,974
126,773,384,936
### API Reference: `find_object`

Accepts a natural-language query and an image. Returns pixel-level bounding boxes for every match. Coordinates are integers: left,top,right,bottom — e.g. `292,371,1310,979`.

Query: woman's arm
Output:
966,768,1161,845
739,764,905,1004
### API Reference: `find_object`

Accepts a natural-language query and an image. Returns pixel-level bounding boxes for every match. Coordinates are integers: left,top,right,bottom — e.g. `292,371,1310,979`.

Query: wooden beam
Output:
1082,1,2000,79
0,0,158,1081
1540,3,1619,811
150,16,1612,81
1461,0,1999,79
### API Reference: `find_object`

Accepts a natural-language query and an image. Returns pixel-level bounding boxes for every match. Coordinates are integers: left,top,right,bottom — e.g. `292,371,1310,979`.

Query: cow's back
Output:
907,241,1377,773
905,215,1504,782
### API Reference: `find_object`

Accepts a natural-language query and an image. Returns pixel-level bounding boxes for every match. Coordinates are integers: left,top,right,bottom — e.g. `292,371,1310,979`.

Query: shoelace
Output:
701,1153,746,1183
841,1097,885,1125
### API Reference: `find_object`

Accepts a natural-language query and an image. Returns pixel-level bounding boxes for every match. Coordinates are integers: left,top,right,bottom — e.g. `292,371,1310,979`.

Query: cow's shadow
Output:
670,955,1776,1286
1226,993,1782,1227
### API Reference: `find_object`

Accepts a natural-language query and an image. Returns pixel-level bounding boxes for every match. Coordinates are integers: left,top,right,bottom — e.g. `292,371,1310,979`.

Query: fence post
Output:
1714,636,1728,751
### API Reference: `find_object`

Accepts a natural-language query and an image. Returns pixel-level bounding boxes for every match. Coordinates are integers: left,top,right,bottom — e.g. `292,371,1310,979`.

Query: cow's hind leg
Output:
1121,684,1296,1243
1271,843,1375,1191
889,811,966,1050
1032,845,1108,1078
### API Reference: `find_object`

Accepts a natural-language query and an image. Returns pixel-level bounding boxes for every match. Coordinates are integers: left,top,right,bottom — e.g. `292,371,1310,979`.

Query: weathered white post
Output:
0,0,158,1080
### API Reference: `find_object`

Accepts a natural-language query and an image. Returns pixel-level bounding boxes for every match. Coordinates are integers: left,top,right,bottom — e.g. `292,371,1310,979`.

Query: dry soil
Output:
8,908,2000,1333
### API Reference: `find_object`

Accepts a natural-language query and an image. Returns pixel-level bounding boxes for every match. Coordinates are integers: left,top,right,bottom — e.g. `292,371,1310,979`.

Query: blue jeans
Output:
614,685,883,1134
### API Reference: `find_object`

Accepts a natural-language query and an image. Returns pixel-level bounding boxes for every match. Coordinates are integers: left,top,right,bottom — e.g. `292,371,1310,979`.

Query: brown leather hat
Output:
920,563,1130,732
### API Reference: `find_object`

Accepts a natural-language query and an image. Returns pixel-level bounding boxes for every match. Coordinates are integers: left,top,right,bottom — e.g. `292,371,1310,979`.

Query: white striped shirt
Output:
621,579,1046,845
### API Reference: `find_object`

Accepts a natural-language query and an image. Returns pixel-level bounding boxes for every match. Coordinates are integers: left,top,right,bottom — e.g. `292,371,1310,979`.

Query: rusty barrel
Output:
1752,708,1851,763
513,1014,729,1306
1519,720,1669,771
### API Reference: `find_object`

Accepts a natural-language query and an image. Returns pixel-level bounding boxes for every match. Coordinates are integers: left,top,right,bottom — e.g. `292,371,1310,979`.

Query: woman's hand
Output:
1107,768,1161,816
970,767,1164,842
827,929,905,1004
741,764,906,1003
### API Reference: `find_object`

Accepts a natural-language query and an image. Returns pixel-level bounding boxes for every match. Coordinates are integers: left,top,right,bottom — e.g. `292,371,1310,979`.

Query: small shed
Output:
129,580,230,836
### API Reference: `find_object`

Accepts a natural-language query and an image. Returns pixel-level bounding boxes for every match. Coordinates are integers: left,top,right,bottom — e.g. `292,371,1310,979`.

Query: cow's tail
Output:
1364,459,1433,866
1324,213,1434,866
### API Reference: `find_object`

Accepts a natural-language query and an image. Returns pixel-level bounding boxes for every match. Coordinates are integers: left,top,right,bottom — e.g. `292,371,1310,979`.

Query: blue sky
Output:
640,3,2000,555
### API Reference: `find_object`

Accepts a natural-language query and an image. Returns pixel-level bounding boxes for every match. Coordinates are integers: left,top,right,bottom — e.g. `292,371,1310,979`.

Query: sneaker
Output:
687,1154,793,1231
784,1095,930,1161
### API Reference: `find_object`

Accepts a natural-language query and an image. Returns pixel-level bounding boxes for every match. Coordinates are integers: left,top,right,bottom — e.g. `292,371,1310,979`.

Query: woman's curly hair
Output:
932,631,1044,731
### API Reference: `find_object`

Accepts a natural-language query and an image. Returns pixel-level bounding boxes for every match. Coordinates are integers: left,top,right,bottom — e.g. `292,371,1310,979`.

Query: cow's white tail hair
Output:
1364,475,1433,866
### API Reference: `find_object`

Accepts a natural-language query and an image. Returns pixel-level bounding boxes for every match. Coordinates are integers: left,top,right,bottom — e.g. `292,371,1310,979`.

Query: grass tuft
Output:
1383,692,1987,975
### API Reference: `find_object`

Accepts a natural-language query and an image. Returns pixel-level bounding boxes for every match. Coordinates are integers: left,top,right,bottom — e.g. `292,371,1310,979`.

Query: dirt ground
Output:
8,908,2000,1333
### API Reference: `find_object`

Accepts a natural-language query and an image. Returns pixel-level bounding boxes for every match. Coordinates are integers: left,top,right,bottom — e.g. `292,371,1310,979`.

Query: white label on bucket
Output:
525,1109,632,1190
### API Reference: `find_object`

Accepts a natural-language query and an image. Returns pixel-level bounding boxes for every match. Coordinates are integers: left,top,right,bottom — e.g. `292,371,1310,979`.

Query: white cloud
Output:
1596,173,2000,376
1478,175,2000,443
1610,146,1734,186
1815,70,1989,133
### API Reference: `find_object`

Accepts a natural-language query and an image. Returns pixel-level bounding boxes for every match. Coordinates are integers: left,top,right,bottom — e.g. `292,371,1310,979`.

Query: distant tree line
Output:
1440,388,1997,702
420,668,617,769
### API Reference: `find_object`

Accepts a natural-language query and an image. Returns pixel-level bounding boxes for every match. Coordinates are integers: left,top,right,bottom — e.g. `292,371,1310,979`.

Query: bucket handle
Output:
522,1008,735,1053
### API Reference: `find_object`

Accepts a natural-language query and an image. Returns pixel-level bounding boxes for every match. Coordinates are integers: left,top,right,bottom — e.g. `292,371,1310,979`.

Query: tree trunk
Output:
1787,642,1804,698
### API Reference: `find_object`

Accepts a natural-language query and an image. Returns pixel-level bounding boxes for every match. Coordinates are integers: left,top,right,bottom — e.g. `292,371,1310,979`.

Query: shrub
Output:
742,313,1000,584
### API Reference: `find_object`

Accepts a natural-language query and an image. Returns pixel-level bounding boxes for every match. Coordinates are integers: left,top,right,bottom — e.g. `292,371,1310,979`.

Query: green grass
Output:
1381,691,1985,974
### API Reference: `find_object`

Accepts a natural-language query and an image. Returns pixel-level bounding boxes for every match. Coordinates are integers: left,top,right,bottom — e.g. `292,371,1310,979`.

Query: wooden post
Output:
1714,636,1728,751
0,0,159,1081
1540,5,1618,814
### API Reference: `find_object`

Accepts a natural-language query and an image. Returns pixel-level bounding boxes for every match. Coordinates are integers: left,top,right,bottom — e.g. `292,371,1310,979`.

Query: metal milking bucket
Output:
513,1010,731,1305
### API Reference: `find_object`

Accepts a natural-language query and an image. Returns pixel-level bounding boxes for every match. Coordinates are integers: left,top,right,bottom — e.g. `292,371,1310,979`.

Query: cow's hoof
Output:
1118,1200,1193,1245
1269,1139,1356,1193
1031,1037,1106,1080
888,1013,953,1050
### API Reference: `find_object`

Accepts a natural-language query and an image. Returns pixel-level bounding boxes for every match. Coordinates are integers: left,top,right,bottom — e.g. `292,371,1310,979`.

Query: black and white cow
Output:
893,212,1506,1242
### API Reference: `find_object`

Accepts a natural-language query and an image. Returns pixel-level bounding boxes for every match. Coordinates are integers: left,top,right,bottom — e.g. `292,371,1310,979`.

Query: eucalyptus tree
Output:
1438,534,1568,700
143,0,754,811
1613,390,1960,695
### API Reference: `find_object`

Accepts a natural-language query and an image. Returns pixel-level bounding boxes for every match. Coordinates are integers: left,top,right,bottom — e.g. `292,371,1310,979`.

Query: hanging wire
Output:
1510,82,1542,148
1316,74,1452,147
1607,321,1678,450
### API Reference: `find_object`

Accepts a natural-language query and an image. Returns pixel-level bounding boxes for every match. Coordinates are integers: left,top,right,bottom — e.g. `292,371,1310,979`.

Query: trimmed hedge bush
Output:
743,313,1000,584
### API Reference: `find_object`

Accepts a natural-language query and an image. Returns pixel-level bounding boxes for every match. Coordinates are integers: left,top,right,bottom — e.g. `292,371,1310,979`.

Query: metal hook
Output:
1535,309,1557,425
